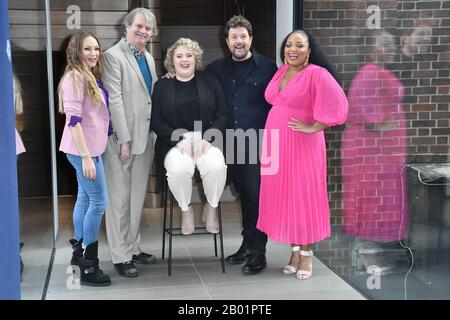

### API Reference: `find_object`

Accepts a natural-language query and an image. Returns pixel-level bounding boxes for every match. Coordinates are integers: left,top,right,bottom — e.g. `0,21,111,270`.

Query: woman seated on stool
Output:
151,37,228,235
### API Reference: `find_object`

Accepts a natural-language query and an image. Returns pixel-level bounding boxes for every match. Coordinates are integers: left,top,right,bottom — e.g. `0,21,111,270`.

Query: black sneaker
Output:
114,261,138,278
132,252,156,265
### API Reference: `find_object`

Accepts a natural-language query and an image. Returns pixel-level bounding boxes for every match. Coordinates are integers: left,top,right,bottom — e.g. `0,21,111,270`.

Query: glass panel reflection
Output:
9,0,55,299
303,0,450,299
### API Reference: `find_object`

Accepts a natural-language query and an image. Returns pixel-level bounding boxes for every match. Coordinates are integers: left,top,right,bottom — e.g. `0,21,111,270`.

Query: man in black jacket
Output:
206,15,278,275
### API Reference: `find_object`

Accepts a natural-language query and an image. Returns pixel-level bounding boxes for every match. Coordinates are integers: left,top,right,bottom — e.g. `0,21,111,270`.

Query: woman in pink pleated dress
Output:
257,30,348,280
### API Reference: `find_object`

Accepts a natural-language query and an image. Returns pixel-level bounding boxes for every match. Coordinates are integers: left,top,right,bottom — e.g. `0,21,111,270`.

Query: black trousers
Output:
229,162,268,254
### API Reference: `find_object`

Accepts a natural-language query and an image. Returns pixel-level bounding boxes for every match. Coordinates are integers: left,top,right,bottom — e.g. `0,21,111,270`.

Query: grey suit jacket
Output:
102,38,158,155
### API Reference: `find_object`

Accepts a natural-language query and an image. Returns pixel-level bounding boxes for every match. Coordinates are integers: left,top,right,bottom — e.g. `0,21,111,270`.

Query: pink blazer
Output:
15,129,25,155
59,71,110,157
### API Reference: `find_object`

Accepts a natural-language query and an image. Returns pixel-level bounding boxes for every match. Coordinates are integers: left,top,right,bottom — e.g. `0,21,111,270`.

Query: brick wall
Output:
304,0,450,268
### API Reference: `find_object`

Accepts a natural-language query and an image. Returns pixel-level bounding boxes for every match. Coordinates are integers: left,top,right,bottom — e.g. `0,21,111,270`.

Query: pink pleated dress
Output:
257,64,348,244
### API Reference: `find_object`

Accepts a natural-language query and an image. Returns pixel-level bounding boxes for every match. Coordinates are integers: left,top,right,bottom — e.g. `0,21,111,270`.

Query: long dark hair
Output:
280,30,340,83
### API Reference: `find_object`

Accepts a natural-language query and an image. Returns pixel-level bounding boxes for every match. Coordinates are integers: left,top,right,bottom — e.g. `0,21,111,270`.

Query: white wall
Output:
276,0,294,66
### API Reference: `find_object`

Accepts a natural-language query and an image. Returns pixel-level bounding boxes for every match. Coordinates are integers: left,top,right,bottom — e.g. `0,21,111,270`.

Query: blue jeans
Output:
66,154,108,247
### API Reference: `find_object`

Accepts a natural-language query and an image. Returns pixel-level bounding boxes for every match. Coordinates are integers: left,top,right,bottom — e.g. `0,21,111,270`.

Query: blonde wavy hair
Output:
58,31,104,113
164,37,203,74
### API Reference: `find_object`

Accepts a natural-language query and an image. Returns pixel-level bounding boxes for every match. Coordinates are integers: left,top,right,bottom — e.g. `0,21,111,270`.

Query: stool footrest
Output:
162,179,226,276
164,228,221,236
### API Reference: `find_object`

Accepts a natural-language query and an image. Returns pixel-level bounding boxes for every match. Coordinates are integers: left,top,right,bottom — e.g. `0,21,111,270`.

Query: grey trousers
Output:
103,135,155,264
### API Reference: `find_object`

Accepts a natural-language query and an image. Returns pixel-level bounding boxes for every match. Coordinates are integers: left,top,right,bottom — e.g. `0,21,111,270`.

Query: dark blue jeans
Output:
66,154,108,247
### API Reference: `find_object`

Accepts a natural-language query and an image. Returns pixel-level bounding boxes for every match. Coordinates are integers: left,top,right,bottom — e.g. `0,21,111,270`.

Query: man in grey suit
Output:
102,7,158,278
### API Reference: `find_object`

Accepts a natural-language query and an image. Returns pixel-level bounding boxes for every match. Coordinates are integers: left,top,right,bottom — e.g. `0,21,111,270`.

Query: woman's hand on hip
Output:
288,118,327,133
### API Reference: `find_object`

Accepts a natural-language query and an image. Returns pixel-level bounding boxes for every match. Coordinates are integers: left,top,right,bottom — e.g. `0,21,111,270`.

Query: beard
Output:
231,47,250,61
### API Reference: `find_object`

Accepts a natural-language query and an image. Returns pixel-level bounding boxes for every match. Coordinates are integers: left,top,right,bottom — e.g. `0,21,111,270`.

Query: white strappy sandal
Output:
296,250,313,280
283,246,300,275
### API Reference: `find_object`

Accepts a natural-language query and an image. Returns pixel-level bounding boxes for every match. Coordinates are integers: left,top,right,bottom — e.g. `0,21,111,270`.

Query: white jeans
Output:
164,146,227,211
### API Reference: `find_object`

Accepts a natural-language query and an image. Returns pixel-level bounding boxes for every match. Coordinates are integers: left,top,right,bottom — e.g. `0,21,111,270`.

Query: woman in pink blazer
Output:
58,31,112,287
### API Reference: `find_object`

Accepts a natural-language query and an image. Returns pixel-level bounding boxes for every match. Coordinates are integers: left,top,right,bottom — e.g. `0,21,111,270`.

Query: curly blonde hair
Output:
164,38,203,74
58,31,104,113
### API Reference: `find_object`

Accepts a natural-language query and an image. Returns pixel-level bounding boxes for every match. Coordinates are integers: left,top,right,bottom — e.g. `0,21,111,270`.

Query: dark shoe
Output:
241,253,267,275
20,257,24,282
20,242,24,282
114,261,139,278
225,244,251,265
79,241,111,286
132,252,156,265
69,238,83,267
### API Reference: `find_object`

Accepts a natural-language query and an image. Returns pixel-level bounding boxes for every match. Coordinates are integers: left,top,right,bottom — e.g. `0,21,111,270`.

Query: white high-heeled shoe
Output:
296,250,313,280
283,246,300,275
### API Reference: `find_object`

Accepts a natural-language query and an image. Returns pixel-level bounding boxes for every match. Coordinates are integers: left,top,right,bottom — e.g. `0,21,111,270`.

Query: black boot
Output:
69,238,83,267
79,241,111,287
225,242,251,264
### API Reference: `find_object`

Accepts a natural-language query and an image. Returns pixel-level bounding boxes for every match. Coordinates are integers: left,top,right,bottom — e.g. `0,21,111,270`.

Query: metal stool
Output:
161,178,226,276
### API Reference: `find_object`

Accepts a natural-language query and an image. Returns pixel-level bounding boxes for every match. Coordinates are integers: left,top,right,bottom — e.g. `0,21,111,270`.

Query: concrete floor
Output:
37,199,365,300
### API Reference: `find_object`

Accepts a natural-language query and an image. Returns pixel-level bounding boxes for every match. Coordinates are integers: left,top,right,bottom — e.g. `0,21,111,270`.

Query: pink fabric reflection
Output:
341,64,408,242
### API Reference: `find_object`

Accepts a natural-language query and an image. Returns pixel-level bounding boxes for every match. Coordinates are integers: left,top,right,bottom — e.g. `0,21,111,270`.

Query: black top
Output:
151,70,228,147
174,77,201,131
231,56,254,83
151,70,229,189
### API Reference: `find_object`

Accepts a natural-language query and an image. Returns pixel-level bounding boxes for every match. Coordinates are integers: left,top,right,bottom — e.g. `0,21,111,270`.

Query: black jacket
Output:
206,49,278,131
151,70,228,188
